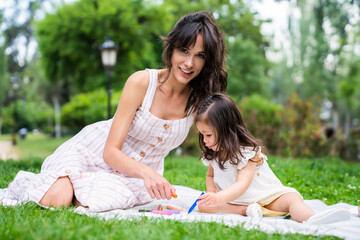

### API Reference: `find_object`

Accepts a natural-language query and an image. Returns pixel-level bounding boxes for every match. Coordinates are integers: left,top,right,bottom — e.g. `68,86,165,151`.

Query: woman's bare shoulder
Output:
125,70,150,90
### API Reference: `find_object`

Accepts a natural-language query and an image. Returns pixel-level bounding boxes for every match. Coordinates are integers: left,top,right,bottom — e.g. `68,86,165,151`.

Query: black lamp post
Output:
100,37,117,119
10,74,19,145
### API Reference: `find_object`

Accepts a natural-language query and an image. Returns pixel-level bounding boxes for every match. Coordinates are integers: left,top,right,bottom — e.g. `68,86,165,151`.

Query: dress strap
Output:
142,69,158,111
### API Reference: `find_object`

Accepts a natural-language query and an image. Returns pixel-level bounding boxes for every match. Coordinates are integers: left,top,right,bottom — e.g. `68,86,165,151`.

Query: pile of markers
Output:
138,204,185,215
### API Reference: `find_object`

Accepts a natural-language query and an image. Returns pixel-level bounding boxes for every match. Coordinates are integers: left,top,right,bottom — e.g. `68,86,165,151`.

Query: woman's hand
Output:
142,166,174,200
197,192,223,206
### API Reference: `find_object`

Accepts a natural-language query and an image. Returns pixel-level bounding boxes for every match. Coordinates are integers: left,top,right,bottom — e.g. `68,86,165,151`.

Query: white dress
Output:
4,69,194,212
202,147,299,206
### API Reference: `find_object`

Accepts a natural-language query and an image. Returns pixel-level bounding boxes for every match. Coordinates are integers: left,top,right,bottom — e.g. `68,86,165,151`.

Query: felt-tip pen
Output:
151,210,173,215
138,209,151,212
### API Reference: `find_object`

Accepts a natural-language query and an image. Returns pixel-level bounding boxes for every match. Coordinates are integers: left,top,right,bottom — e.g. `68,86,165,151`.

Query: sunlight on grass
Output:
0,142,358,239
15,133,71,159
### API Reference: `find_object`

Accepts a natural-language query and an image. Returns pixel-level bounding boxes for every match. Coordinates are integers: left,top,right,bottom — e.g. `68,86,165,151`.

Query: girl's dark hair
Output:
162,11,227,115
195,93,262,170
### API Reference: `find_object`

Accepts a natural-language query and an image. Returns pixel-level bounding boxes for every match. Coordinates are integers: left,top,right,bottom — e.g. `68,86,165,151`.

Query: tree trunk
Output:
344,108,351,137
52,95,61,138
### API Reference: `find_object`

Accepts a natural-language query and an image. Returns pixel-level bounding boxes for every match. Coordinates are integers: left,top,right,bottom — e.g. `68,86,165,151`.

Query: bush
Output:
0,100,54,134
238,94,283,154
61,89,122,133
279,94,334,158
180,93,340,159
339,127,360,161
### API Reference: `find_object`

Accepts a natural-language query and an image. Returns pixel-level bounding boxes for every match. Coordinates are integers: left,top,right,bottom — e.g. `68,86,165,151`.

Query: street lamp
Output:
10,73,20,145
100,36,117,119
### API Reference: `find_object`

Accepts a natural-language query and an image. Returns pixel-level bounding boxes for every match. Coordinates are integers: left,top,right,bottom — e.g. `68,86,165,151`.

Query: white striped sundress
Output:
4,69,194,212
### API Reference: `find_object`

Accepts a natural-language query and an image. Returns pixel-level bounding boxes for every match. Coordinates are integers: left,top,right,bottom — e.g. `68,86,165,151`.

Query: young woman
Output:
2,11,227,212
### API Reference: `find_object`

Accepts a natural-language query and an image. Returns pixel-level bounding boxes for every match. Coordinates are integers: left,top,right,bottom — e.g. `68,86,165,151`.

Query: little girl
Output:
195,93,351,224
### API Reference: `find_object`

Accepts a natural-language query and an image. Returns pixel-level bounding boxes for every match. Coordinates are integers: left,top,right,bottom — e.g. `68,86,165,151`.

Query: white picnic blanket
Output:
75,185,360,240
1,185,359,239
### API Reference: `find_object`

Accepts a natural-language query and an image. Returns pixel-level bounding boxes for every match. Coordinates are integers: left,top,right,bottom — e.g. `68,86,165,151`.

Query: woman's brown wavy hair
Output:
195,93,262,170
161,11,228,115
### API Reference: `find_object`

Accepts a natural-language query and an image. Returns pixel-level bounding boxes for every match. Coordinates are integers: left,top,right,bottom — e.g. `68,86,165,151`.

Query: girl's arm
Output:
198,154,260,205
103,70,174,200
206,165,218,193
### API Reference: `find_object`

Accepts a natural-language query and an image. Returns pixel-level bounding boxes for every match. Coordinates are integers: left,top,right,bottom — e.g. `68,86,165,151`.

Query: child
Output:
195,93,351,224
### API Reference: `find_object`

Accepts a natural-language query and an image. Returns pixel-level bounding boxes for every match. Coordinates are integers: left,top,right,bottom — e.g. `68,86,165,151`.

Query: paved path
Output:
0,140,19,160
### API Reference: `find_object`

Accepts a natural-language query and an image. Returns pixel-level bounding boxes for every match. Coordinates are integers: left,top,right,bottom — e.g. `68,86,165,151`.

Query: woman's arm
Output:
198,154,261,205
103,70,174,200
205,165,218,193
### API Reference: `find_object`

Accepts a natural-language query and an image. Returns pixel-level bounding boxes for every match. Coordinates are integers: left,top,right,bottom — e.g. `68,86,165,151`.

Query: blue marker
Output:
188,192,205,214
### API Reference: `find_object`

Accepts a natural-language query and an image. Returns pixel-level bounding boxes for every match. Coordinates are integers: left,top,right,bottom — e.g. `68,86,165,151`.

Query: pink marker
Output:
151,210,173,215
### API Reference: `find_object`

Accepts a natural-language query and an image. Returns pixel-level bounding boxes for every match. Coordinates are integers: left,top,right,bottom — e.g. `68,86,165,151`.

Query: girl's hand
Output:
142,167,174,200
197,192,222,206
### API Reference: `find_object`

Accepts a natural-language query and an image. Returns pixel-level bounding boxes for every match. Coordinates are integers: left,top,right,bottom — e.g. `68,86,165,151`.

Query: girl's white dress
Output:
3,69,194,212
202,147,299,206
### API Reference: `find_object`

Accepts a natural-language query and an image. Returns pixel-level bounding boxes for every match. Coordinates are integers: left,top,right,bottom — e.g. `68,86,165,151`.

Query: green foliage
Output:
240,93,337,158
61,89,122,133
227,37,269,100
237,93,345,159
238,94,283,153
0,155,358,239
36,0,171,93
272,0,360,145
180,124,202,157
279,94,333,158
0,100,54,134
181,93,344,159
35,0,268,98
338,57,360,115
339,128,360,161
0,30,9,124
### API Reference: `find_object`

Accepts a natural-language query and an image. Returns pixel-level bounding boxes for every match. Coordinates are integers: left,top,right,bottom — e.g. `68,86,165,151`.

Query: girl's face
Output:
170,34,206,85
196,120,218,151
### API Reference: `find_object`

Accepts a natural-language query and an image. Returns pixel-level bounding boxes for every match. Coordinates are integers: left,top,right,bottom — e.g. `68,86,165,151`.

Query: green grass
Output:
1,154,359,239
0,133,70,159
15,133,70,159
0,134,11,141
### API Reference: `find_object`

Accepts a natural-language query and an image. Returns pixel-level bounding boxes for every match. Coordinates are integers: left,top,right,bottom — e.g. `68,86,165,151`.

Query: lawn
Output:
0,133,71,159
0,135,359,239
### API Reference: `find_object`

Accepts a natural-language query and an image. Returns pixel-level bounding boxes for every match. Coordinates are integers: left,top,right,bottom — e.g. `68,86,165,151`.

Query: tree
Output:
271,0,359,135
36,0,172,95
0,13,8,134
0,0,45,135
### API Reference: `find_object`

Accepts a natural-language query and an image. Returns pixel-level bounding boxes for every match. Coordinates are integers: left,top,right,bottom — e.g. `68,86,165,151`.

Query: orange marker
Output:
166,205,186,212
171,192,177,198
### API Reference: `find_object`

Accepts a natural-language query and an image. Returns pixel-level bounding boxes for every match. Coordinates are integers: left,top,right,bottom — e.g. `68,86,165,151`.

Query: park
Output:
0,0,359,239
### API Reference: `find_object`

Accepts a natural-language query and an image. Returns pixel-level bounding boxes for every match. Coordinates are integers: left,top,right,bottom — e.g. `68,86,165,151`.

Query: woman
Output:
3,11,227,212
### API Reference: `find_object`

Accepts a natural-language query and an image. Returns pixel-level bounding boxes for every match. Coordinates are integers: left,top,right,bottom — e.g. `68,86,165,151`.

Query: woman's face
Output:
196,120,218,152
170,34,206,84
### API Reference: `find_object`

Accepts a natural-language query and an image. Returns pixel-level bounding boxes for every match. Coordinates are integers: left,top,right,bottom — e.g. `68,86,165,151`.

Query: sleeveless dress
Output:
4,69,194,212
202,146,299,216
